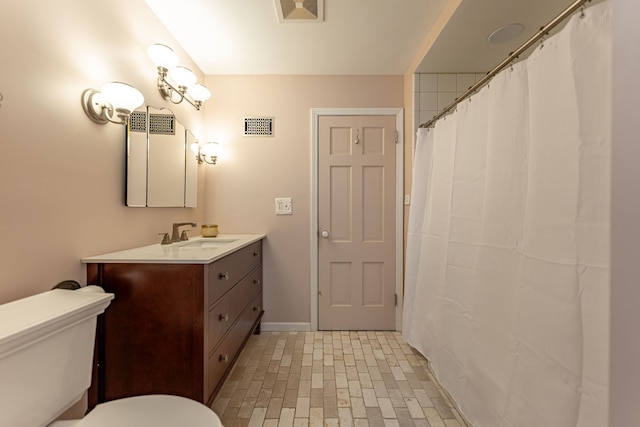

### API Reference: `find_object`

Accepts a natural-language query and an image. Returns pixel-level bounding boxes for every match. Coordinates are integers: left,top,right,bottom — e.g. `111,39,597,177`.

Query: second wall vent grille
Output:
244,117,274,137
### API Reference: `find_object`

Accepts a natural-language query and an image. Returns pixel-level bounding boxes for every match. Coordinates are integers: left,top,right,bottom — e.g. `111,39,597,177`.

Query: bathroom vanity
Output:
82,234,265,408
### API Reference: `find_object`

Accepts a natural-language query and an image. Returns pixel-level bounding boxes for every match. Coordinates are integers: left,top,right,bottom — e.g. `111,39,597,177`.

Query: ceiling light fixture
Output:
147,43,211,110
488,23,524,44
82,82,144,125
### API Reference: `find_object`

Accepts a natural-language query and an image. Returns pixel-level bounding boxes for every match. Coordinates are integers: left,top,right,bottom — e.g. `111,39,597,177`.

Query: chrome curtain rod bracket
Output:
419,0,592,129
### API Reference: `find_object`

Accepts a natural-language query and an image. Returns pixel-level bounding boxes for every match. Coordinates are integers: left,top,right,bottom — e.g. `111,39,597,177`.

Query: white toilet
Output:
0,286,223,427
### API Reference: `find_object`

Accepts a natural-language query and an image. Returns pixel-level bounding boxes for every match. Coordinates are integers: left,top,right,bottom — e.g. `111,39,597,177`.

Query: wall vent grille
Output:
149,113,175,135
244,117,274,137
129,111,146,133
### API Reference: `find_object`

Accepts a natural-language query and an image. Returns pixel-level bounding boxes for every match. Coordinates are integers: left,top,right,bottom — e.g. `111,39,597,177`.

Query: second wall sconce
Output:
147,43,211,110
191,142,221,165
82,82,144,125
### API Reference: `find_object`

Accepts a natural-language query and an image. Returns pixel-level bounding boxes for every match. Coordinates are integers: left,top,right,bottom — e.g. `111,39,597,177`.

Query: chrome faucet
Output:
171,222,197,243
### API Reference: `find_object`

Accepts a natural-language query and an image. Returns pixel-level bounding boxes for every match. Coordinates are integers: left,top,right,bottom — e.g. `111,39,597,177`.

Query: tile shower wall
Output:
413,73,486,134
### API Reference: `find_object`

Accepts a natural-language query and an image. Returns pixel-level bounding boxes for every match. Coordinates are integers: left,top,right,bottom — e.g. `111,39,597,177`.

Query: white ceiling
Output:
145,0,581,76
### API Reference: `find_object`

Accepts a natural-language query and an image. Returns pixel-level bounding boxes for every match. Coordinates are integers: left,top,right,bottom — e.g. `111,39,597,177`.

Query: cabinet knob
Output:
253,279,261,285
219,272,230,280
253,306,259,312
253,252,260,257
219,313,229,322
219,354,229,363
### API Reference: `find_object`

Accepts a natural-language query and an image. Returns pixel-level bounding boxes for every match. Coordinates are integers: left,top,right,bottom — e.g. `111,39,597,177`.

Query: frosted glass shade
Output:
201,142,221,157
169,66,197,88
100,82,144,112
147,44,179,69
189,84,211,102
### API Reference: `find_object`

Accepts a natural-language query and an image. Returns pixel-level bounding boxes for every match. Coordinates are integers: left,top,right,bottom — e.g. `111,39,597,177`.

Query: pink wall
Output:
0,0,206,304
0,1,404,323
201,75,403,325
4,0,637,422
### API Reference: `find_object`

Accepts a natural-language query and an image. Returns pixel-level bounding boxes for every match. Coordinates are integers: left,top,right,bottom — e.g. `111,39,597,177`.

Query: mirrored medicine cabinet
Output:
126,106,198,207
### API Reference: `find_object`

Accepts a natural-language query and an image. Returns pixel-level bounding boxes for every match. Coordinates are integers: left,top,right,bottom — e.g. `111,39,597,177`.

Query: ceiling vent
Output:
244,117,274,137
275,0,323,22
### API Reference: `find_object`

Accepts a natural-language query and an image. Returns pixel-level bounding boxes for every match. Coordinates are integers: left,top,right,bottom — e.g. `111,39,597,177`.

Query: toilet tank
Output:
0,288,113,427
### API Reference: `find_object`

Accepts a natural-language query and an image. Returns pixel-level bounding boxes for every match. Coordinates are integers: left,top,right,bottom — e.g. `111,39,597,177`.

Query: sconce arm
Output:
156,72,202,110
82,89,131,125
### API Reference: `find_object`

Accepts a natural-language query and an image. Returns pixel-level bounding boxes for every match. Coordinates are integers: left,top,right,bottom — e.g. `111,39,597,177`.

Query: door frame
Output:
310,108,404,331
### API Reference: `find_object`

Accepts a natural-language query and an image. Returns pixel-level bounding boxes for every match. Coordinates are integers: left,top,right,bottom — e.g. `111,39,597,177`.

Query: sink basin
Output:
177,239,238,249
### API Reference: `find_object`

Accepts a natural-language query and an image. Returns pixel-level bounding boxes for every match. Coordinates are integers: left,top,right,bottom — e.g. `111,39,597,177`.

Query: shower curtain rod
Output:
419,0,592,129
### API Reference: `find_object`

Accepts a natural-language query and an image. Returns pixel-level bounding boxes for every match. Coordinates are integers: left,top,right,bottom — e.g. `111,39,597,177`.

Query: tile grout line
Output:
214,331,469,427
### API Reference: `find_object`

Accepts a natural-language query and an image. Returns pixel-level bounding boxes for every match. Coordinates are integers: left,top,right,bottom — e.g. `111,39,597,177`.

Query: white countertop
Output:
81,234,265,264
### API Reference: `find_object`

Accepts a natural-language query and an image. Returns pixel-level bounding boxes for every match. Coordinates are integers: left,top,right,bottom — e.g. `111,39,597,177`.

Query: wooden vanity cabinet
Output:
87,240,263,408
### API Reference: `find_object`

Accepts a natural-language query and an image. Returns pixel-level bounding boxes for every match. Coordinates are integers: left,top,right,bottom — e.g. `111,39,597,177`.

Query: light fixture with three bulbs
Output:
147,43,211,110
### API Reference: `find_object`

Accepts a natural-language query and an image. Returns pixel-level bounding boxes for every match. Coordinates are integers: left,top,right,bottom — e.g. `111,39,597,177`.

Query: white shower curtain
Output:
403,2,611,426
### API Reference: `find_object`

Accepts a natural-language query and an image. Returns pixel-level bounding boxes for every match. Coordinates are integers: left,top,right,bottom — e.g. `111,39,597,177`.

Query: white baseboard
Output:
260,322,312,332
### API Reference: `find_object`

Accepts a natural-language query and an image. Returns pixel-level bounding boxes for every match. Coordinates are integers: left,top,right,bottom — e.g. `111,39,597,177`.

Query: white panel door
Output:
318,115,397,330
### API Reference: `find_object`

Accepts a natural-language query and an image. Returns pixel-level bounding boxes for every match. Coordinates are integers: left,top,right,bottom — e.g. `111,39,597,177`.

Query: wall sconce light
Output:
147,43,211,110
82,82,144,125
191,142,221,165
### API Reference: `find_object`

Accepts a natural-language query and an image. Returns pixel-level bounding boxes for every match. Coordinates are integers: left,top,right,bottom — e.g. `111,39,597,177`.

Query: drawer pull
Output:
219,354,229,363
219,272,230,280
253,279,261,285
253,306,259,312
219,313,229,322
253,252,260,257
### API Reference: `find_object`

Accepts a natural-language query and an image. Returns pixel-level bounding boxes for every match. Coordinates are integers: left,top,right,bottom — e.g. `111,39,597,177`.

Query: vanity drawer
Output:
207,266,262,351
208,241,262,305
249,291,263,323
207,291,263,399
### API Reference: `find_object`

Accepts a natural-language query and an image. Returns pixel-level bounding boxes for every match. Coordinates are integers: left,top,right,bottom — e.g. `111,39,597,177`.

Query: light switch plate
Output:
275,197,292,215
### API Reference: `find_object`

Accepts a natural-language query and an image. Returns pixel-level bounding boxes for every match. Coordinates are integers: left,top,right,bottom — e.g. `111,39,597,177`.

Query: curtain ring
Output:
538,27,547,50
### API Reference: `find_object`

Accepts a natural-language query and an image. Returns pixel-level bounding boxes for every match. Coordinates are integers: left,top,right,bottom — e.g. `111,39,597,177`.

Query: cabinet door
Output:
98,263,206,402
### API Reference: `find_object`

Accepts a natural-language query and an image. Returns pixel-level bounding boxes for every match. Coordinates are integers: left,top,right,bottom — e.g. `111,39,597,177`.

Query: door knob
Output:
321,230,329,238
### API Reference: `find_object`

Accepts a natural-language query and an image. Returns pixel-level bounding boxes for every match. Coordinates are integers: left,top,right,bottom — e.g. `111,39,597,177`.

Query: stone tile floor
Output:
212,331,469,427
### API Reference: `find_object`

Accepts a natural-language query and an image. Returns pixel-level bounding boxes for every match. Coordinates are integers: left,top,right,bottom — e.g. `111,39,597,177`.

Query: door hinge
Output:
395,293,398,306
394,130,399,144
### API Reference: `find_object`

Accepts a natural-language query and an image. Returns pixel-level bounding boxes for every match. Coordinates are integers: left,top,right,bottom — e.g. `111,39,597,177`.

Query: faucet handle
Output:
180,230,190,241
159,232,171,245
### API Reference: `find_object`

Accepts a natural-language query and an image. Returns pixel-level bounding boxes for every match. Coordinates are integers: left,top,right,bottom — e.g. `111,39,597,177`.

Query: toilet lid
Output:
76,395,222,427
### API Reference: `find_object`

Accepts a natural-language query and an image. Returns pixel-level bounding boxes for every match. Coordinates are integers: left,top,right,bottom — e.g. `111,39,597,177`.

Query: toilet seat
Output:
74,395,222,427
